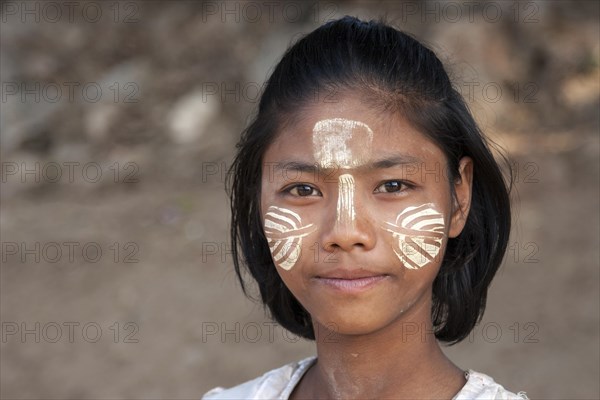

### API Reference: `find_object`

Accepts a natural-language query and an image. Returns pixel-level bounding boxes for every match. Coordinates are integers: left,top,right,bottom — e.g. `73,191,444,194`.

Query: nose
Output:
319,176,377,253
321,211,377,253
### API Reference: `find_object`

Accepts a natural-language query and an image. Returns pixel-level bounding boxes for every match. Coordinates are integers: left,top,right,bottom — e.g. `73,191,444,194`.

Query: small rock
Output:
167,89,220,145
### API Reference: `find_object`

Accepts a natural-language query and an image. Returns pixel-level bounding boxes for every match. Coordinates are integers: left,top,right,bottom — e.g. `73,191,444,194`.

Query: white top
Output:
202,356,528,400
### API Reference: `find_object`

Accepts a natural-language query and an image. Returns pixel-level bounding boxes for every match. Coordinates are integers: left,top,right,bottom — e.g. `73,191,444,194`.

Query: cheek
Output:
263,206,316,271
381,203,446,270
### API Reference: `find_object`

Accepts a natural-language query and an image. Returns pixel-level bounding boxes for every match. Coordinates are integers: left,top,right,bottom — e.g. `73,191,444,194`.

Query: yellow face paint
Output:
337,174,356,226
264,206,315,270
312,118,373,226
312,118,373,169
269,117,445,272
383,203,445,269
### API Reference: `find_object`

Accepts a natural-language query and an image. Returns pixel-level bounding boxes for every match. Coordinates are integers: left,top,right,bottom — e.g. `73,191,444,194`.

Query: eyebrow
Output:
270,154,422,174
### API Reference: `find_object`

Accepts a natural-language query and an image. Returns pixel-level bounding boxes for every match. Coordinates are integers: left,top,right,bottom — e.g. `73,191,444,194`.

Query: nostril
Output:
325,241,367,252
323,242,340,252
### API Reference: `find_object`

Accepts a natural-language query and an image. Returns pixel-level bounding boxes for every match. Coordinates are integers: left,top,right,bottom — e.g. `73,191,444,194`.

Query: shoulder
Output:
454,369,529,400
202,356,316,400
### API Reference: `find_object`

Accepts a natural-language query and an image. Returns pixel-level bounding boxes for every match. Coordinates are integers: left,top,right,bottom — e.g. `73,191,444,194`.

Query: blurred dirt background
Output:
1,1,599,399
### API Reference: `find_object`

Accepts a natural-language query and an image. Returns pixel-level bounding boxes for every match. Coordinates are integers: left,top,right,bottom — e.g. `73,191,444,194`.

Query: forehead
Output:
266,96,442,163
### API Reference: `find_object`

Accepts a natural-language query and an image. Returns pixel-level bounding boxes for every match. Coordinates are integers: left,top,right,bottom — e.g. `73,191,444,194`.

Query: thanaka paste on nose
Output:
337,174,356,225
312,118,373,225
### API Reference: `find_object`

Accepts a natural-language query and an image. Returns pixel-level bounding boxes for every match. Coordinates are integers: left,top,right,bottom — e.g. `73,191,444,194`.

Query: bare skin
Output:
260,93,473,399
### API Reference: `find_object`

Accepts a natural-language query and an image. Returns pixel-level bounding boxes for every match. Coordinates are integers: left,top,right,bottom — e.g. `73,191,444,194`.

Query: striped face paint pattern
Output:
263,206,316,270
383,204,445,269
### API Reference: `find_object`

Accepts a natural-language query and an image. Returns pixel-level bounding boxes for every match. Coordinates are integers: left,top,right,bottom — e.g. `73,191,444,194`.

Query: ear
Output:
448,157,473,238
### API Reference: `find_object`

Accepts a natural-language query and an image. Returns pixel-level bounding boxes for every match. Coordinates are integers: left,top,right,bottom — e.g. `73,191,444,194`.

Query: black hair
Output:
226,16,512,344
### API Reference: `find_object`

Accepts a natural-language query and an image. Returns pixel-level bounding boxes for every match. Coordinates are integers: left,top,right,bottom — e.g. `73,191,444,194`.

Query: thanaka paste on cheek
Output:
312,118,373,225
383,203,445,269
263,206,316,270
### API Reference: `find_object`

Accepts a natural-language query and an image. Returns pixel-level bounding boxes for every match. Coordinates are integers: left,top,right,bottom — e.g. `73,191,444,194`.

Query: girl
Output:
203,16,527,400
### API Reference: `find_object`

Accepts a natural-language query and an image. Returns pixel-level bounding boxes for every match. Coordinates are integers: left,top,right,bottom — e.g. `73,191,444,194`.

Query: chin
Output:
312,310,395,338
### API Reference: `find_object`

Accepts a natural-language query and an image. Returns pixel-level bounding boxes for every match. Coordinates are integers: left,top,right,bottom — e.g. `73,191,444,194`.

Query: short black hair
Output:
226,16,512,344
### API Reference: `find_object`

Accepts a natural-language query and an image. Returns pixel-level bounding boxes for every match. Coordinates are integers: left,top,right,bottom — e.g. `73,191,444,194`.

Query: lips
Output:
314,268,387,280
313,268,390,292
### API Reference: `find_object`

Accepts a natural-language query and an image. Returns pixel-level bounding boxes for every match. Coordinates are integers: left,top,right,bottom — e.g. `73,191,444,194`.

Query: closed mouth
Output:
314,268,388,280
312,269,390,292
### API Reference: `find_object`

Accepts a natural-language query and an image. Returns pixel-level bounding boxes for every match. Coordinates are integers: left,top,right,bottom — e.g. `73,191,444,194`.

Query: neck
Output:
304,300,465,399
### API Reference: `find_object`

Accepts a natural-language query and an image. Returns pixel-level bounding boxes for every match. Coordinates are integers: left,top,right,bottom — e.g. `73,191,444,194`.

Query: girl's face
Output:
260,94,472,336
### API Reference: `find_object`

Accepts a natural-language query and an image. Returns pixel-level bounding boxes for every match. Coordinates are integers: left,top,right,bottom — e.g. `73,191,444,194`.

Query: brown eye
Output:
375,180,408,193
288,184,321,197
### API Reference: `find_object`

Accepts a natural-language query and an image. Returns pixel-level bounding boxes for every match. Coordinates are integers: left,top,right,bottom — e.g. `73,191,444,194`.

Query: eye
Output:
374,180,411,194
285,184,322,197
